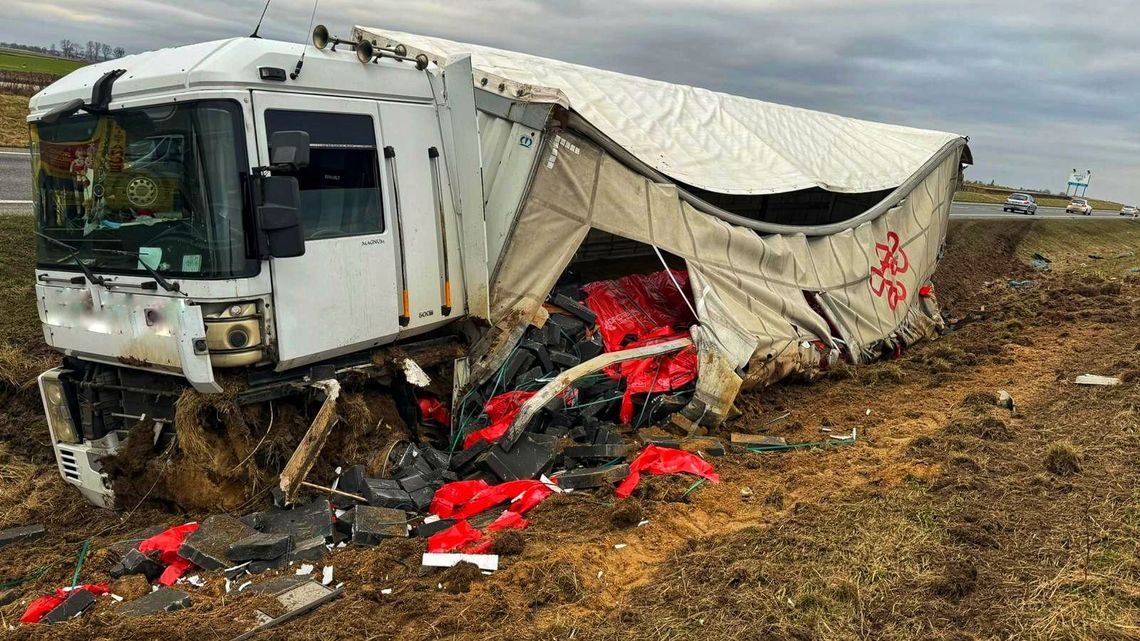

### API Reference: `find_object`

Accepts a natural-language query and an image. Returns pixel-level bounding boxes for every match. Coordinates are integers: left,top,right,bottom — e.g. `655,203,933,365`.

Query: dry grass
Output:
0,216,1138,639
1044,441,1082,476
0,92,29,147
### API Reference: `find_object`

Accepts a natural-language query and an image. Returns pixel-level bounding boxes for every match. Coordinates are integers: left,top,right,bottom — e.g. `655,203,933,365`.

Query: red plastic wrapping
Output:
463,540,496,554
427,520,483,553
417,396,451,426
138,522,200,586
582,270,699,422
463,391,537,449
20,584,110,624
430,480,491,518
582,270,696,352
451,479,552,520
487,510,530,531
615,444,721,498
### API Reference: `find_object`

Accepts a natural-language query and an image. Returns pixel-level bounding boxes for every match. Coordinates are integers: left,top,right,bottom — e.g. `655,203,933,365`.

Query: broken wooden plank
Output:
279,380,341,503
502,336,693,450
1074,374,1121,387
730,433,788,446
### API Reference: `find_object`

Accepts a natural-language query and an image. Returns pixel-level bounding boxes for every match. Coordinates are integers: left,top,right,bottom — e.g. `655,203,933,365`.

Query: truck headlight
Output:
203,301,264,368
39,370,79,445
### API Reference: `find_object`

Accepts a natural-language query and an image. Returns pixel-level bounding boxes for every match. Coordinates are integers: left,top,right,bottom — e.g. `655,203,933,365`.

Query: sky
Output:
4,0,1138,204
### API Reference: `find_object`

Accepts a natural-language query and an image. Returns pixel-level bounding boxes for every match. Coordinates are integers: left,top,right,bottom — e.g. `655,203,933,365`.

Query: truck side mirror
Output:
256,175,306,258
268,130,310,170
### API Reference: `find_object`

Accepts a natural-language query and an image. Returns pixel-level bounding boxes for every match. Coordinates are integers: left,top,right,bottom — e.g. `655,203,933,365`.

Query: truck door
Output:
252,92,401,370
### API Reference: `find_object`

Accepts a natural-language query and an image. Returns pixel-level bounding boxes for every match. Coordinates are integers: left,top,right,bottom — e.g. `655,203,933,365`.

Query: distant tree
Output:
59,39,75,58
85,40,95,60
100,43,111,60
49,43,58,56
113,46,125,58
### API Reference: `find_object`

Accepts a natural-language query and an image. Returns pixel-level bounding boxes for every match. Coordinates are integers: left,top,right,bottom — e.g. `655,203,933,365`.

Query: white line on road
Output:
0,200,33,204
0,150,29,156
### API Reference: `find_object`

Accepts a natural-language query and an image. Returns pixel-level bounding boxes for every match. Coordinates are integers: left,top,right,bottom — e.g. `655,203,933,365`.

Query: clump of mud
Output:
1044,441,1082,476
439,560,484,594
931,560,978,598
946,415,1013,441
492,529,527,556
610,499,644,528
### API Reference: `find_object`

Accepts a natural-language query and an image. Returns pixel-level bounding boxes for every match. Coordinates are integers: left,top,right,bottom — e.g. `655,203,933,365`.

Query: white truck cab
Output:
28,34,541,506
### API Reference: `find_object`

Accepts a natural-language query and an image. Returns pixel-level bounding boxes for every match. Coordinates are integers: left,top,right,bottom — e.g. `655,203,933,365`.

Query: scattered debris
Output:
119,587,192,617
351,505,410,545
1029,253,1051,270
554,464,630,490
615,445,720,498
1007,279,1034,289
179,515,258,571
227,532,292,563
233,579,343,641
1074,374,1122,386
40,588,98,623
742,430,857,453
0,524,45,550
997,390,1015,412
730,433,787,446
421,553,500,572
20,584,108,624
111,547,164,582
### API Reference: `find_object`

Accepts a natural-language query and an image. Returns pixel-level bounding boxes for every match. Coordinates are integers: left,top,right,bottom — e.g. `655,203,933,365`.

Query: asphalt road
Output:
0,147,32,212
949,201,1130,220
0,146,1134,221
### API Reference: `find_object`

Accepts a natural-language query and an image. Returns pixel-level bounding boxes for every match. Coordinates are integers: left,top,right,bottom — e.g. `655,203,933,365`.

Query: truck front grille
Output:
58,449,81,482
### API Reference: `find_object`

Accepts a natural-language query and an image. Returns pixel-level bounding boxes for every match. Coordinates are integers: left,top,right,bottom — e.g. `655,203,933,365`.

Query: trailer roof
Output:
355,26,964,196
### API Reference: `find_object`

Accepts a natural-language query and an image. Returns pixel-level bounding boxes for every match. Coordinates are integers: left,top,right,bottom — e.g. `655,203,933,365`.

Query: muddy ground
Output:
0,217,1138,640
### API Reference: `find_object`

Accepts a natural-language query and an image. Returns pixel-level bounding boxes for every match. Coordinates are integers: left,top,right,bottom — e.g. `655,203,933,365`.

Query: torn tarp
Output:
615,445,720,498
20,584,109,624
137,522,199,586
582,272,698,423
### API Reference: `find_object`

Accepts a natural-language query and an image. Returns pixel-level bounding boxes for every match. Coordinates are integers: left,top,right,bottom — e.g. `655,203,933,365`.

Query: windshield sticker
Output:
181,255,202,273
137,247,163,271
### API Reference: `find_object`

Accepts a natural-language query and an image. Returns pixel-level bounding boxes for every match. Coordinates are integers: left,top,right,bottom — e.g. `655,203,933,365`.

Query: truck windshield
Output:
30,100,256,279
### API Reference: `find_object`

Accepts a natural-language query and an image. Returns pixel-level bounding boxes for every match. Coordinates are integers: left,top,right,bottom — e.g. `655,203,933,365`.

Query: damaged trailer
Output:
25,24,969,508
353,27,971,433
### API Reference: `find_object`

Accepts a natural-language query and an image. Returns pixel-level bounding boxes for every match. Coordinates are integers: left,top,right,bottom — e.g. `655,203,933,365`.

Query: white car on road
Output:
1003,193,1037,215
1120,205,1137,217
1066,198,1093,215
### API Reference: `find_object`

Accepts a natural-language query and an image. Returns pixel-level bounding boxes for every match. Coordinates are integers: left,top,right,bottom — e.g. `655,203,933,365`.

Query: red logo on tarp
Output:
870,231,909,310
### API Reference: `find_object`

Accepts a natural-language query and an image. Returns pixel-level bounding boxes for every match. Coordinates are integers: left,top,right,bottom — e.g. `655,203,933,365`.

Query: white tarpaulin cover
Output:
354,26,962,196
471,129,960,423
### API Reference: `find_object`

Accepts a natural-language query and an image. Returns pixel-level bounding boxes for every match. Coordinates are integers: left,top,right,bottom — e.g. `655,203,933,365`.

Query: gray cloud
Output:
4,0,1138,203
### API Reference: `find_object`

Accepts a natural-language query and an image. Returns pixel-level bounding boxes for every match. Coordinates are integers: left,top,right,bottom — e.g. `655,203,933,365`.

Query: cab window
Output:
264,110,384,239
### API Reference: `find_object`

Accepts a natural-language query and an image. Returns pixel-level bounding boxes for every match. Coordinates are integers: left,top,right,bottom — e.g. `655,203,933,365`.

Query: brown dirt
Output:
1,219,1139,639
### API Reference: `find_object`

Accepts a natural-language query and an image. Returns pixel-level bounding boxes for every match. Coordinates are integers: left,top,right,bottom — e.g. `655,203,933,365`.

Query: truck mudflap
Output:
36,283,220,393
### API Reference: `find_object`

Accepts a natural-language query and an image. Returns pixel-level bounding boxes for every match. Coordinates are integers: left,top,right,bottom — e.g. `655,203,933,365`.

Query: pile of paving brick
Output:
442,270,701,487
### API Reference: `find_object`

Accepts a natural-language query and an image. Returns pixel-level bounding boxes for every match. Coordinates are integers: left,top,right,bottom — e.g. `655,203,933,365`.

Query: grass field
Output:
0,219,1139,639
954,189,1126,211
0,93,29,147
0,49,85,75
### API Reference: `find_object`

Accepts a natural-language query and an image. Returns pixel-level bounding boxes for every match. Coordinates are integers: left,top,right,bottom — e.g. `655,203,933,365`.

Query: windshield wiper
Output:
91,248,182,293
34,232,106,287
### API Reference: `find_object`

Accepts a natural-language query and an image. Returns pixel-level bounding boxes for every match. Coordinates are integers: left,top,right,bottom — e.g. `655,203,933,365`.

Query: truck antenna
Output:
249,0,272,38
290,0,321,79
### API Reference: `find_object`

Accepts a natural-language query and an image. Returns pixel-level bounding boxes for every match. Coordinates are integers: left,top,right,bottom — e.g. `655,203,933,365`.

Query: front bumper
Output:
39,368,118,508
